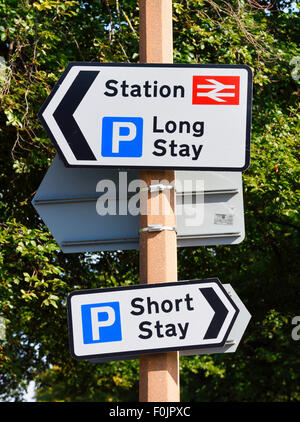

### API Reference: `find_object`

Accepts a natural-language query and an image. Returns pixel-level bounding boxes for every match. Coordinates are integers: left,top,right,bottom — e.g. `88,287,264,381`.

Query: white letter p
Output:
91,306,115,341
112,122,136,153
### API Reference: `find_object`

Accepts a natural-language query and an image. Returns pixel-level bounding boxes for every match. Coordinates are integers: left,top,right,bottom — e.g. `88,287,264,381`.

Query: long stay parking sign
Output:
38,63,252,171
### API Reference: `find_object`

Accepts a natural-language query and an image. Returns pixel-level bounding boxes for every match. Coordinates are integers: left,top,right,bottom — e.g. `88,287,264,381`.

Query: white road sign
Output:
67,278,240,361
38,63,252,171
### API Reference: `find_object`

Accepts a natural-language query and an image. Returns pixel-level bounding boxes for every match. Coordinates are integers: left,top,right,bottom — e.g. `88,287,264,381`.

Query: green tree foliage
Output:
0,0,299,401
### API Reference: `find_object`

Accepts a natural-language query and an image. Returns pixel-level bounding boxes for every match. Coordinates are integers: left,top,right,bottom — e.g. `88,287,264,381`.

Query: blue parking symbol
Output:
81,302,122,344
101,117,143,157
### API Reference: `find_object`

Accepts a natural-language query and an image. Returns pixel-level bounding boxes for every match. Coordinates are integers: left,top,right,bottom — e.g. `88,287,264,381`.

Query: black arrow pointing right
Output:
52,70,99,161
199,287,229,340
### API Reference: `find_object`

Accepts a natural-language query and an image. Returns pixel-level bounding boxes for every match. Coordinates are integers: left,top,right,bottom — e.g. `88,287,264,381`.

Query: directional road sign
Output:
67,278,245,361
38,63,252,171
32,155,245,252
88,283,251,362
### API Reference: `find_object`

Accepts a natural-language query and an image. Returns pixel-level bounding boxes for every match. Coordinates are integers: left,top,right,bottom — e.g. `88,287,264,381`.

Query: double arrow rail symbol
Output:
196,79,236,103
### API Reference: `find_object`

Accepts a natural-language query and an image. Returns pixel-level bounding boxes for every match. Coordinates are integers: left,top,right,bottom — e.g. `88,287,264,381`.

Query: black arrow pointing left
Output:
52,70,99,161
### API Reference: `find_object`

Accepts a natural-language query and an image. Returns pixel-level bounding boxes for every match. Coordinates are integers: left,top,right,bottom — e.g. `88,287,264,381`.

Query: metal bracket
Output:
140,224,177,233
141,184,175,193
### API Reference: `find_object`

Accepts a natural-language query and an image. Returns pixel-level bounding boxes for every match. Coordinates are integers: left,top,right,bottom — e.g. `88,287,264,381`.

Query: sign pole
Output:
138,0,180,402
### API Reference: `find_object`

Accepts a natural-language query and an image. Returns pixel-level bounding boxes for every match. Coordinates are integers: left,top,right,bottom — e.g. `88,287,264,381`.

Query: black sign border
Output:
67,278,240,361
38,62,253,172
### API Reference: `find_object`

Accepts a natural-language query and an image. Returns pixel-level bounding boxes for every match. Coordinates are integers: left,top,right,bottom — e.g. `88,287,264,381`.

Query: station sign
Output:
38,63,252,171
67,278,240,361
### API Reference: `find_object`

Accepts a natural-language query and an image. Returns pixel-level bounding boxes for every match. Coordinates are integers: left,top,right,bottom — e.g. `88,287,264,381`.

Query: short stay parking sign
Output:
67,279,240,361
39,63,252,171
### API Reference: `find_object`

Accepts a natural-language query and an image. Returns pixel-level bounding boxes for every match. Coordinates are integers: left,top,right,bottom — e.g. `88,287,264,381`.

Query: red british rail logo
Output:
192,75,240,105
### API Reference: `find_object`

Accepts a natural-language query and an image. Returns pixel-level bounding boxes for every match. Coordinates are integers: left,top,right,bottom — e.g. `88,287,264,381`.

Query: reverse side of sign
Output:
32,155,245,253
67,278,239,361
39,63,252,171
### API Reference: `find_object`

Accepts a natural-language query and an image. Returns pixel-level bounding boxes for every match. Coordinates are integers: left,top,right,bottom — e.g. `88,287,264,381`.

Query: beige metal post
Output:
138,0,180,403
